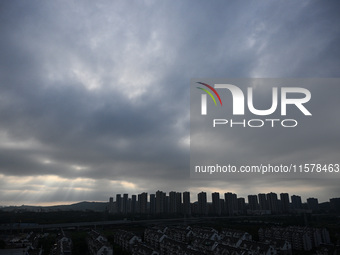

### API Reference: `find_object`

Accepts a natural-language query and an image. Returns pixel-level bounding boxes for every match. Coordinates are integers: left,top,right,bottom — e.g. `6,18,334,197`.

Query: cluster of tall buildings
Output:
109,191,191,215
109,190,325,216
247,193,319,214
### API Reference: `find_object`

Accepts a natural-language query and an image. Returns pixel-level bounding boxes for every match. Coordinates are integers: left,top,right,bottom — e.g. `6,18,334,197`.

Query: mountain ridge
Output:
0,201,108,212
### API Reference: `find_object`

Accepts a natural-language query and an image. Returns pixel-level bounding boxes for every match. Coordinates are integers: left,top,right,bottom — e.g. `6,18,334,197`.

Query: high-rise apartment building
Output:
291,195,302,209
307,197,319,211
248,195,259,211
131,195,137,214
109,197,114,213
169,191,177,214
212,192,221,215
198,191,207,215
183,191,191,216
150,194,156,214
258,193,267,210
225,192,237,215
280,193,290,213
238,197,246,214
176,192,182,214
267,192,279,214
122,194,128,214
139,192,148,214
116,194,122,214
156,190,166,214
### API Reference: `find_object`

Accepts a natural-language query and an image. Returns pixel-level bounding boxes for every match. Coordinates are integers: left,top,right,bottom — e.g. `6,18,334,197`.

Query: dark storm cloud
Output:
0,0,339,205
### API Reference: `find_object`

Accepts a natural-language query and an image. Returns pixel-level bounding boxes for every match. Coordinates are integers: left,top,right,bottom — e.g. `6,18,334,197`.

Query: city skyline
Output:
107,190,327,204
106,189,336,215
2,189,337,211
1,1,340,206
0,188,335,208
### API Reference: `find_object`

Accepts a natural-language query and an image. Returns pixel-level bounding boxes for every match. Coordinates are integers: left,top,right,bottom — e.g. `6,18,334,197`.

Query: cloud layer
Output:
0,1,340,205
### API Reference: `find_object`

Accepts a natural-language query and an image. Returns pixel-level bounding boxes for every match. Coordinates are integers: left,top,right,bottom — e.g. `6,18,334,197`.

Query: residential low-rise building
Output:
259,226,331,251
131,242,159,255
144,228,166,251
238,240,276,255
164,226,193,243
87,230,113,255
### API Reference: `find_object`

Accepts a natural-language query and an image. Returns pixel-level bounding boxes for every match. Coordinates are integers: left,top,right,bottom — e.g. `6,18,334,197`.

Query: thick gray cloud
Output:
0,1,339,205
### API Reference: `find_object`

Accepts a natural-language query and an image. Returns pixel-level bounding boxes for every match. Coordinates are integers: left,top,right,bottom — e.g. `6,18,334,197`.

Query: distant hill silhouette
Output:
0,201,108,212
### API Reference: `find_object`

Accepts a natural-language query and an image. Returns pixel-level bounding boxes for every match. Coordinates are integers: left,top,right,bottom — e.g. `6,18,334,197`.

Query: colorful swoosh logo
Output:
196,82,223,106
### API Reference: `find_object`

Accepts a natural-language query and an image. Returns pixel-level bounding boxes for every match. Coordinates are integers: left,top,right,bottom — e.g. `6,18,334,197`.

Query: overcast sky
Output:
0,1,339,206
